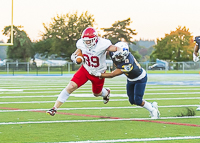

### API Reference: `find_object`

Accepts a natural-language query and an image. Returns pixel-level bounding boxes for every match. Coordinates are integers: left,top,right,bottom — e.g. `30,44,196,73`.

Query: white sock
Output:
100,88,108,97
53,107,58,110
57,88,70,103
143,100,153,112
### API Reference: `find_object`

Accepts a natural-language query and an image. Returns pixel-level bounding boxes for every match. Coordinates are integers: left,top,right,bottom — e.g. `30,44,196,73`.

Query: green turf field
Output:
0,74,200,142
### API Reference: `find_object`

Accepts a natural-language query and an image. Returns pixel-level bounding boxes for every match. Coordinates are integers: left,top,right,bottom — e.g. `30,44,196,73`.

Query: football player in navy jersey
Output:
91,42,160,119
193,36,200,62
193,36,200,111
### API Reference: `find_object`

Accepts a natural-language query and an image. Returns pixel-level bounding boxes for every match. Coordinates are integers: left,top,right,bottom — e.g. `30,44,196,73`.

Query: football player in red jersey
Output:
46,27,123,116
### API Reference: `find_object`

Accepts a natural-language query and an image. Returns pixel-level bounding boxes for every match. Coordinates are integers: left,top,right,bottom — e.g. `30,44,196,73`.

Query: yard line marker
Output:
61,136,200,142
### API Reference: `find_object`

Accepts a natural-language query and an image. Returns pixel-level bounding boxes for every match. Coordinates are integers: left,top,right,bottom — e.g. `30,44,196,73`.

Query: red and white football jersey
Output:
76,37,112,73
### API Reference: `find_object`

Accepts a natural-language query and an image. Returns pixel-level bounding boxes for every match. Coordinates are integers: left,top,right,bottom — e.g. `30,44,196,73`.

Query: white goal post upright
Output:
0,0,13,46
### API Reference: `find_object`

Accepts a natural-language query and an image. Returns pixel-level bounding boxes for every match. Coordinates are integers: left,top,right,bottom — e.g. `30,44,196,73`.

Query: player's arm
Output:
73,49,82,55
100,69,123,78
194,44,199,56
106,45,123,52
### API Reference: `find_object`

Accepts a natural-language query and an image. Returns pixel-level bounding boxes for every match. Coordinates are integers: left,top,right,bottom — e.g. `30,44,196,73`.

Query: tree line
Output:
2,11,195,62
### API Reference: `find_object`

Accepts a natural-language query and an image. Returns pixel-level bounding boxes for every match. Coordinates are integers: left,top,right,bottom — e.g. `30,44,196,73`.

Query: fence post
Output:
7,63,9,74
27,62,29,74
146,62,148,71
13,67,14,76
48,65,50,74
68,62,70,73
36,66,38,76
61,66,63,76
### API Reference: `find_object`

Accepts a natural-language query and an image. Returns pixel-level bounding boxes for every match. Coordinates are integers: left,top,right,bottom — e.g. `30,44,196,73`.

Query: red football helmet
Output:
81,27,98,49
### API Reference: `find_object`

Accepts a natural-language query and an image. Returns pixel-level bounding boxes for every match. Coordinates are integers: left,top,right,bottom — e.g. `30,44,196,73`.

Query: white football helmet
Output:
113,42,129,62
81,27,98,49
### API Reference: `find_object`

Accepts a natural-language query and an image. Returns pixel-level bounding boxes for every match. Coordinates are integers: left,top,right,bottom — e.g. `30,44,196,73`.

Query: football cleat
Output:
150,102,160,119
196,106,200,111
46,107,57,116
103,88,110,104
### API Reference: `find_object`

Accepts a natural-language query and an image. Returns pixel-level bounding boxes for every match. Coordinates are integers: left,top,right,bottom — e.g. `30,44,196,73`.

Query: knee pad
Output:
57,88,70,103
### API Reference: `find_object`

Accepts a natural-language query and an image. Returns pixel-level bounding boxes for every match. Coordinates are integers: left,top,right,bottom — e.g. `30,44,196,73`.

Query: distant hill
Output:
135,40,156,48
137,40,155,48
130,40,156,51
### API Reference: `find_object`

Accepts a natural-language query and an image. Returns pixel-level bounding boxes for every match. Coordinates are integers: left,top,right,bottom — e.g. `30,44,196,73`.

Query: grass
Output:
0,75,200,142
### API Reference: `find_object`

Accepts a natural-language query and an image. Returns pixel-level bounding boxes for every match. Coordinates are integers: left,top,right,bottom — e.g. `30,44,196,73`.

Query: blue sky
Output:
0,0,200,43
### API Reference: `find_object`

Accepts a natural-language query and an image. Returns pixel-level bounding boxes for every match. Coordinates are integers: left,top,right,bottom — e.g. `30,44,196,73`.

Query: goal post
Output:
0,0,13,46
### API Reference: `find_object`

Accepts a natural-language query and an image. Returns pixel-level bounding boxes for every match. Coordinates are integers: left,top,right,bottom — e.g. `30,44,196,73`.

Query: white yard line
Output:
63,136,200,143
1,116,200,125
0,98,200,104
1,94,200,99
0,85,199,88
0,89,23,91
1,88,200,91
0,105,199,112
1,91,200,95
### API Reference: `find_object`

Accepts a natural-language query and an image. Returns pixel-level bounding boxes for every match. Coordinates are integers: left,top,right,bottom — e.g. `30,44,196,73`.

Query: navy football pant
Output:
126,74,147,105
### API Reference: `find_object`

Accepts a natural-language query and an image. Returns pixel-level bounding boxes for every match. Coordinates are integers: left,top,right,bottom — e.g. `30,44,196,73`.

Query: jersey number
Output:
83,54,99,67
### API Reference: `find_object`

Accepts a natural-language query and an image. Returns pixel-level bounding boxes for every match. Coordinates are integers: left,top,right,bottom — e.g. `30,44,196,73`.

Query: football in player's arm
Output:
91,42,160,119
46,27,124,116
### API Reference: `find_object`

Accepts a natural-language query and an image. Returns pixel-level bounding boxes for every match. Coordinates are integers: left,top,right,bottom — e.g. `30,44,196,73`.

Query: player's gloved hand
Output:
71,53,77,63
112,51,122,59
193,53,199,62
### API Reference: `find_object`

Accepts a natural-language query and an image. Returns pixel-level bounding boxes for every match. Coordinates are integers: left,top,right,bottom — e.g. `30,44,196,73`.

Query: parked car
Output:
148,63,166,70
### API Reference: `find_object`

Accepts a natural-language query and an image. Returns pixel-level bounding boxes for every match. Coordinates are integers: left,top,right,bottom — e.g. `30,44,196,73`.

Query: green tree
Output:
151,26,195,62
3,25,34,61
35,11,95,59
102,18,140,60
129,49,142,61
102,18,137,44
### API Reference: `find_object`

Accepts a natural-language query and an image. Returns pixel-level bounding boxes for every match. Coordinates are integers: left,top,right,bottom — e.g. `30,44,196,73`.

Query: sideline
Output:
63,136,200,143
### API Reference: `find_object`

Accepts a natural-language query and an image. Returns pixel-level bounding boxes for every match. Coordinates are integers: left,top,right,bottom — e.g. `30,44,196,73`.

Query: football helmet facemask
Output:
81,27,98,49
114,42,129,62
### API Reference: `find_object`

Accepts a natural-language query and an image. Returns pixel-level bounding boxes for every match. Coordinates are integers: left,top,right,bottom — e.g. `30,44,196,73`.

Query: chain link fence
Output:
0,61,199,75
